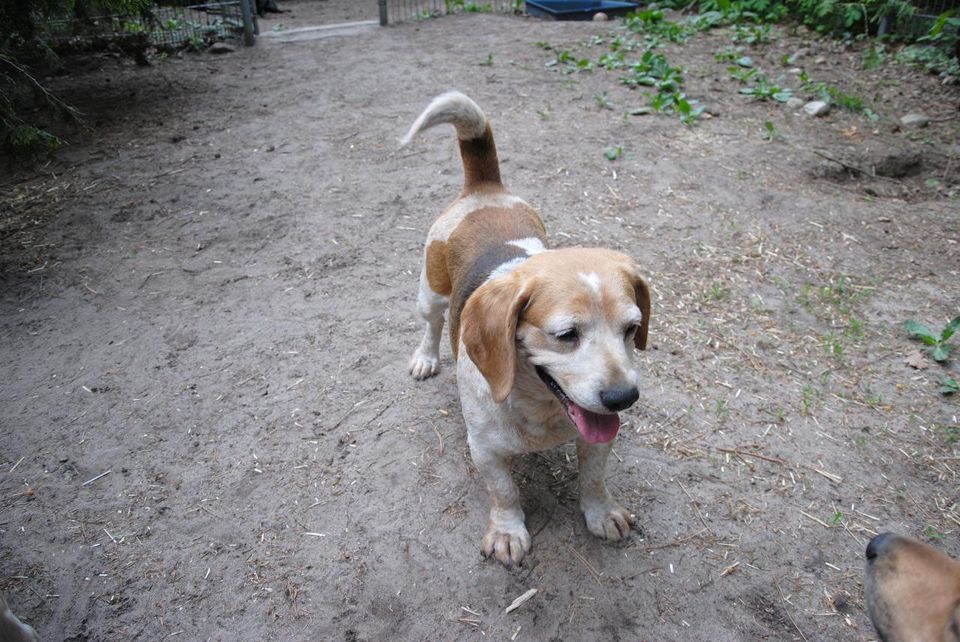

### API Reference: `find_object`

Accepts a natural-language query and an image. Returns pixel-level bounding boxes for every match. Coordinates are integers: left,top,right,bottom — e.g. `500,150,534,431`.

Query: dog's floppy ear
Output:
948,603,960,642
630,268,651,351
461,275,531,404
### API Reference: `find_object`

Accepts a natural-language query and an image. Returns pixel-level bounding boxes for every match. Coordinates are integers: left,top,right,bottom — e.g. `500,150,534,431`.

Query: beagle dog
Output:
0,594,39,642
402,92,651,566
865,532,960,642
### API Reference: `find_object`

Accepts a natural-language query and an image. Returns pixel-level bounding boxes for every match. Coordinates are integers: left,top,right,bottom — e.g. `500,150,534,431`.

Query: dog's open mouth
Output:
536,367,620,444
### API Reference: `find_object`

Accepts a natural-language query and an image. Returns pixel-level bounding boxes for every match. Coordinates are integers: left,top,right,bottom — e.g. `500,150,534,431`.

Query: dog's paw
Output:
481,522,531,566
582,500,635,541
408,350,440,380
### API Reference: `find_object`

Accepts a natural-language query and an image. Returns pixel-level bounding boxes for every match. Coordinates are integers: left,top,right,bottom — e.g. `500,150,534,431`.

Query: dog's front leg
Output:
577,439,634,540
468,438,531,566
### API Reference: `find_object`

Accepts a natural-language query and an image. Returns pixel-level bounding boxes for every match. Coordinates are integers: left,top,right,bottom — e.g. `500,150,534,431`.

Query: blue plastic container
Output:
525,0,640,20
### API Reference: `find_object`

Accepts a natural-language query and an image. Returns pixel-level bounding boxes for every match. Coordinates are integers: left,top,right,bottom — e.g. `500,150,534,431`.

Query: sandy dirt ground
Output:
1,1,958,640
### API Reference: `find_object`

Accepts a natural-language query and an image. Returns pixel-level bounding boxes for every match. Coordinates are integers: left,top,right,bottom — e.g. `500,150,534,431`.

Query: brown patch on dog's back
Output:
445,204,546,355
425,240,451,296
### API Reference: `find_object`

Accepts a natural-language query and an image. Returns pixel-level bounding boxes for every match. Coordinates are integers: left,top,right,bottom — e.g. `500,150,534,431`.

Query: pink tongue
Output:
565,401,620,443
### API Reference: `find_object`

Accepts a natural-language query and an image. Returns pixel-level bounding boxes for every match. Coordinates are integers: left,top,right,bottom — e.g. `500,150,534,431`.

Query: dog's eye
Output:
554,328,579,342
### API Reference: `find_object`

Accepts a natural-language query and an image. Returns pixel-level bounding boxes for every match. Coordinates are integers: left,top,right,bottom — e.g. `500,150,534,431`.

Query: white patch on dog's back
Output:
428,193,527,243
485,256,528,283
507,237,545,255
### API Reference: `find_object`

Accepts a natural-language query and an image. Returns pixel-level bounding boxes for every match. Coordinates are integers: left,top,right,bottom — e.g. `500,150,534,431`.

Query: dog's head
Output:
865,532,960,642
461,247,650,443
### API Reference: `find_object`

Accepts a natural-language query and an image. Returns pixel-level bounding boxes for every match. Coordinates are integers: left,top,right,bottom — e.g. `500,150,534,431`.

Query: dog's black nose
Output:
600,385,639,412
866,532,895,562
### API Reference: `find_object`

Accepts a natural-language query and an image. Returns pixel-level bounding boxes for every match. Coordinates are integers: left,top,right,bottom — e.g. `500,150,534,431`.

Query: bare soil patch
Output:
1,2,958,640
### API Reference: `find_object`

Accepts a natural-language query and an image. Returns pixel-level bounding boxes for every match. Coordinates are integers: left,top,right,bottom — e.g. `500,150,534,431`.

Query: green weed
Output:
939,377,958,396
595,91,614,110
904,316,960,362
739,75,793,102
761,120,784,141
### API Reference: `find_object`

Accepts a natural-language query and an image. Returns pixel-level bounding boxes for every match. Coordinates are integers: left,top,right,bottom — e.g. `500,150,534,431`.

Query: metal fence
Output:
37,0,257,51
378,0,524,25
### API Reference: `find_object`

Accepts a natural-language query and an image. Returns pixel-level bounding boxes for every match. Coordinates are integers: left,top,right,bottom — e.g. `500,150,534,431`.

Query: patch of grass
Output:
845,317,864,341
709,283,730,300
801,385,819,415
937,423,960,443
924,524,945,541
479,53,494,66
823,331,844,357
595,91,614,110
829,510,844,526
715,398,730,419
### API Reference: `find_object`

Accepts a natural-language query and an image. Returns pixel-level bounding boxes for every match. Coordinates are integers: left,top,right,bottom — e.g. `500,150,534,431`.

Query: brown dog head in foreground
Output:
865,532,960,642
0,593,39,642
403,91,651,566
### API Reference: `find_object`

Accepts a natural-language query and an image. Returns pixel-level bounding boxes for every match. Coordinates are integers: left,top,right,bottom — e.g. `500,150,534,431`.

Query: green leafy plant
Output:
939,377,959,396
761,120,784,141
731,22,773,44
605,145,624,161
729,65,759,83
904,316,960,362
479,53,493,66
595,91,614,110
739,75,793,101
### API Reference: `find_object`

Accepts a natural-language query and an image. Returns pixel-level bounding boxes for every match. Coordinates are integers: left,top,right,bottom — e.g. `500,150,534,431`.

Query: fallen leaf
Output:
904,349,928,370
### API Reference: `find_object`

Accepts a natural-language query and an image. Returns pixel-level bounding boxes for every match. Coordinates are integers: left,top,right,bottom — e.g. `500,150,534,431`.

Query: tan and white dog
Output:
865,532,960,642
0,594,39,642
402,92,651,566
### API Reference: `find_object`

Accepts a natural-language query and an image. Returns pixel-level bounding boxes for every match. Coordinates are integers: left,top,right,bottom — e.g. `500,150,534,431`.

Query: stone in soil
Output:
803,100,830,117
900,113,931,128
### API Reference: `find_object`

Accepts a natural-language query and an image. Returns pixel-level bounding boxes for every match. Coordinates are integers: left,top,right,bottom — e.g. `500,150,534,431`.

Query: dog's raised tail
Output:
401,91,501,190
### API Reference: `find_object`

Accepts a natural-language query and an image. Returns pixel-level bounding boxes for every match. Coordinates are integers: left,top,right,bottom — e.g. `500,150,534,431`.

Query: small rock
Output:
814,56,827,64
942,75,957,86
787,48,809,64
900,113,931,128
207,42,235,55
803,100,830,117
592,11,609,20
787,67,803,75
786,96,805,110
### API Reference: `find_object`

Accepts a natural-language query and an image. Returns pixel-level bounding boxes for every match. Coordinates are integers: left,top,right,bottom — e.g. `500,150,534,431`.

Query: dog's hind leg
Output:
409,262,448,380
